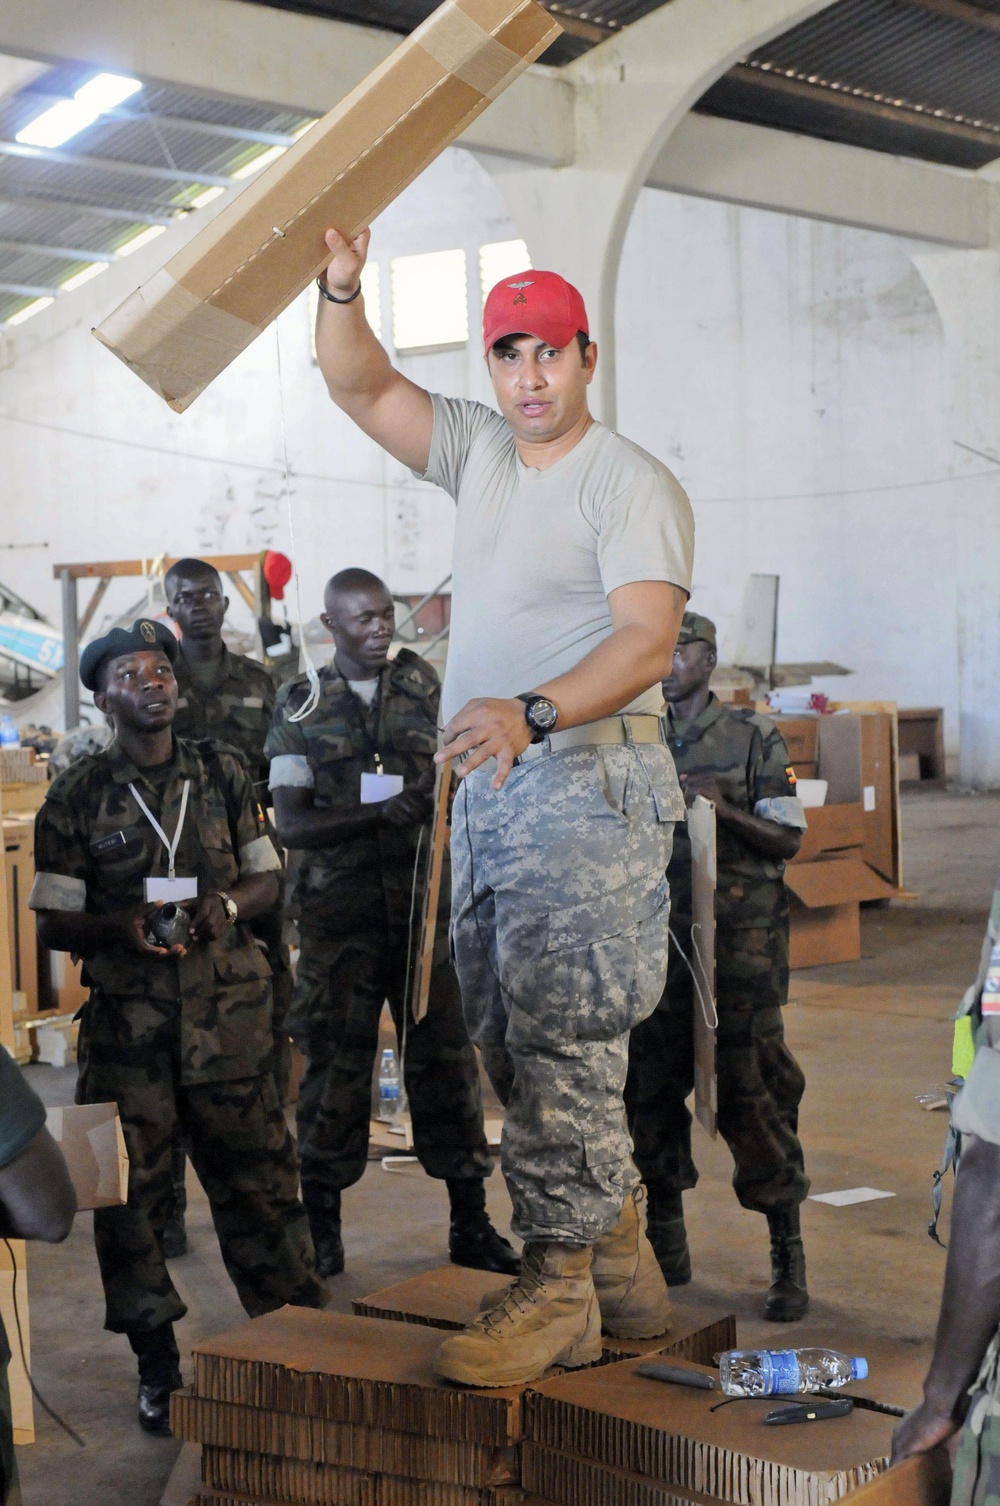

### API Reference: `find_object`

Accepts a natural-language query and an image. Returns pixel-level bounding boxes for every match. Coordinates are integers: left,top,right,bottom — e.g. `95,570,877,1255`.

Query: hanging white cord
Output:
669,922,719,1030
275,322,322,724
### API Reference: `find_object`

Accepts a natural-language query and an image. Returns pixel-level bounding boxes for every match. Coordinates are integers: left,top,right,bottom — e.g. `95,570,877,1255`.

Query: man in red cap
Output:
313,228,694,1386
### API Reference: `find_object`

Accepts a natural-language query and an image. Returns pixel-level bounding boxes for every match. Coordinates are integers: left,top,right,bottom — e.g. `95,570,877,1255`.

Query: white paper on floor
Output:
809,1187,895,1206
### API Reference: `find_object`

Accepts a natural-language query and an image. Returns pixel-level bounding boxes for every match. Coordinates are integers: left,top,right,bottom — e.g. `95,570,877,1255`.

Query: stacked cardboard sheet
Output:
353,1267,737,1364
520,1344,928,1506
173,1307,532,1506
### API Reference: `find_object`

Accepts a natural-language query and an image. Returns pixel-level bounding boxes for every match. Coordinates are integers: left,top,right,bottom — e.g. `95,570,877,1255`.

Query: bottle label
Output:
381,1083,400,1100
760,1351,801,1394
982,944,1000,1014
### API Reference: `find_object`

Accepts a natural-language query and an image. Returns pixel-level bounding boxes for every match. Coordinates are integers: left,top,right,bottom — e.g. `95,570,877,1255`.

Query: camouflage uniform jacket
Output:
665,694,805,930
29,736,282,1084
172,645,276,789
265,649,440,935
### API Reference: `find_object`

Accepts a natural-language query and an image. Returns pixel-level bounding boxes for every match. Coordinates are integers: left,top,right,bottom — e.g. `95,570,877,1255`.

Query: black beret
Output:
80,618,179,691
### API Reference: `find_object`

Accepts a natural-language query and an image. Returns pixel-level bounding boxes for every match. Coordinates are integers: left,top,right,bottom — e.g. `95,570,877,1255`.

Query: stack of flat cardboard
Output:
521,1341,929,1506
172,1307,531,1506
172,1297,739,1505
353,1267,736,1365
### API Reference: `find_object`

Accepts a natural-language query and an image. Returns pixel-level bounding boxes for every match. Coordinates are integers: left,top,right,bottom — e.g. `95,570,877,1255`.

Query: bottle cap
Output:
850,1358,868,1380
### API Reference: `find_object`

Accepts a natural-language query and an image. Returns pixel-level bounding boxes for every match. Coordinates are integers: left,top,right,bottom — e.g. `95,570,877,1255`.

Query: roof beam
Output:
721,62,1000,151
0,192,175,226
0,139,234,186
899,0,1000,33
0,236,116,262
648,112,991,248
0,279,56,296
0,0,573,167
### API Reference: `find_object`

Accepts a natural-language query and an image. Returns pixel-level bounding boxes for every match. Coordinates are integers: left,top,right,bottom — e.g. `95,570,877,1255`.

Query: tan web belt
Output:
516,713,664,764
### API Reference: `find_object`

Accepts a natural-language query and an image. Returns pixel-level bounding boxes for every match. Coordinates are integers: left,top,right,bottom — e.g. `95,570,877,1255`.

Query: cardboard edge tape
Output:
414,0,527,100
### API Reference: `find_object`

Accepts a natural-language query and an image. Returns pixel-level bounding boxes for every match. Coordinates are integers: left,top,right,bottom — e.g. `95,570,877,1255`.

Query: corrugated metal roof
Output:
0,63,315,325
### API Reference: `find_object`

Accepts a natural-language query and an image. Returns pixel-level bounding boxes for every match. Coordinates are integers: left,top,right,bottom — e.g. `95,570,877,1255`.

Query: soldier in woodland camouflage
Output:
892,873,1000,1491
625,610,811,1321
29,619,321,1439
163,557,294,1257
266,568,516,1281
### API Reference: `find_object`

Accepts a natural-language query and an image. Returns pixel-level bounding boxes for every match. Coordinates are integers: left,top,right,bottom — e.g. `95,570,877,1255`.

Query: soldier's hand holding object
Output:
187,893,230,944
436,698,532,790
379,785,435,828
120,903,189,958
680,772,724,809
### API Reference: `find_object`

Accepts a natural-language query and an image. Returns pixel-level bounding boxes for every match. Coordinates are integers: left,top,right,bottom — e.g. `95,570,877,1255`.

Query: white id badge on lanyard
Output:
360,772,405,804
130,778,199,903
144,875,198,903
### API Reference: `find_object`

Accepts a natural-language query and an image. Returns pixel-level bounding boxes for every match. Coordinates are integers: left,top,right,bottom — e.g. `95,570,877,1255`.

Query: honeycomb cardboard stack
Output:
520,1343,930,1506
171,1296,739,1506
353,1267,736,1364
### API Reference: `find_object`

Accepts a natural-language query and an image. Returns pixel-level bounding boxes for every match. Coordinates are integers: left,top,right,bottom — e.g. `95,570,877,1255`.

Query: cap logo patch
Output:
508,279,533,305
140,620,157,643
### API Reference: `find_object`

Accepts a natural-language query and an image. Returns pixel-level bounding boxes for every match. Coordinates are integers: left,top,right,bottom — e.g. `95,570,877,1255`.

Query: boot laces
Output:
482,1247,547,1332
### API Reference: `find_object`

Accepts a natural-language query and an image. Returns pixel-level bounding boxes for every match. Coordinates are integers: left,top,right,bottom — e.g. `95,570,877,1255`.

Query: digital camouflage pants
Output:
451,743,679,1246
625,919,809,1214
77,1001,322,1334
292,927,494,1193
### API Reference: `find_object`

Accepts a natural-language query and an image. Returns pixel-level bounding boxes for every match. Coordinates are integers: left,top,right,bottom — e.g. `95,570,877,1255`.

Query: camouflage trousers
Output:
625,920,809,1214
77,1000,322,1334
953,1326,1000,1506
292,927,494,1193
452,743,677,1246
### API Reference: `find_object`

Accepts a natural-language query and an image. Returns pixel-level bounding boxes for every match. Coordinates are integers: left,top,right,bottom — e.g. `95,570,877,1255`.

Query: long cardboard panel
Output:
838,1450,950,1506
789,901,860,969
522,1445,735,1506
524,1356,901,1506
189,1487,523,1506
785,857,896,909
0,1239,32,1444
789,805,865,865
173,1393,518,1485
191,1309,526,1446
352,1268,735,1366
199,1447,525,1506
94,0,561,411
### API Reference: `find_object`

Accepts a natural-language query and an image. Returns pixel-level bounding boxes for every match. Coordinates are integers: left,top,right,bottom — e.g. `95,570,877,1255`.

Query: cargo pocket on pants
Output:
542,877,670,1041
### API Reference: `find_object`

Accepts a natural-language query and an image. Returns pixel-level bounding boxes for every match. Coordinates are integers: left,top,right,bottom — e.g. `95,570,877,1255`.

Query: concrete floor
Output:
13,789,1000,1505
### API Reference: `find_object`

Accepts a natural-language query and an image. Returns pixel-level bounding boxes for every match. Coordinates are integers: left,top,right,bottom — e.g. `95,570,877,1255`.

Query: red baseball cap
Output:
483,269,589,355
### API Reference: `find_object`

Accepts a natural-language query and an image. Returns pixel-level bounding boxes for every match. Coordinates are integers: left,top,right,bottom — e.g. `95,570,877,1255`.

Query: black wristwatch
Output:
517,693,558,743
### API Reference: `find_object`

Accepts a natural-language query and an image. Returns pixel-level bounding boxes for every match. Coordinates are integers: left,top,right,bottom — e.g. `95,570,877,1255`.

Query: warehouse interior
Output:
2,0,1000,1502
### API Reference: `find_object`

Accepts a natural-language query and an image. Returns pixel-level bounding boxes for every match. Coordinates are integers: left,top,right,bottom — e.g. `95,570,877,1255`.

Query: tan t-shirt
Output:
420,395,695,723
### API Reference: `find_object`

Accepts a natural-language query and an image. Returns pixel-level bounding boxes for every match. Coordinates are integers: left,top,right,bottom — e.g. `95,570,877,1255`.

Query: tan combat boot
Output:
434,1242,602,1387
591,1189,673,1339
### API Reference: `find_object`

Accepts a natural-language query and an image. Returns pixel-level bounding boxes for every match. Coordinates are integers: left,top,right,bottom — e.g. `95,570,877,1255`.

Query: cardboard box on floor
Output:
45,1103,128,1210
770,705,901,968
94,0,561,412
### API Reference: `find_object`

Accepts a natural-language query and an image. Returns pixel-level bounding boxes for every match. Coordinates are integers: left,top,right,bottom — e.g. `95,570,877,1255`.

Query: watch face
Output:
530,697,558,732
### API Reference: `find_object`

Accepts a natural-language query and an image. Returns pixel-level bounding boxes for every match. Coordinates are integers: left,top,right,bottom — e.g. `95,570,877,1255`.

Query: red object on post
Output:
263,551,293,602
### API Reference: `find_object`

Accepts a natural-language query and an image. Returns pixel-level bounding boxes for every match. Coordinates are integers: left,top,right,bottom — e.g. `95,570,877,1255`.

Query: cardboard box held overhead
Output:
93,0,562,412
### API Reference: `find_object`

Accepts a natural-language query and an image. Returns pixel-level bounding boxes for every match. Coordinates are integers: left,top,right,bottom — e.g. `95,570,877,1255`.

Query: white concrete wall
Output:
1,146,998,773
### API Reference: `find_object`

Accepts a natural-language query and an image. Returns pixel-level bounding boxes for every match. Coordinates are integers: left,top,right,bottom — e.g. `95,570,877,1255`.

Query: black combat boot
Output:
301,1181,345,1278
127,1322,182,1436
645,1186,692,1286
764,1206,809,1322
447,1179,520,1276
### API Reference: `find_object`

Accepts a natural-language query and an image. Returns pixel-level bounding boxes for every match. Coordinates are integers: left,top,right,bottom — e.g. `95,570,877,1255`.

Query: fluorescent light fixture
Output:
189,185,225,209
16,72,142,150
61,262,109,292
231,144,286,180
6,297,55,327
116,224,166,257
479,239,530,305
292,120,319,140
391,249,468,352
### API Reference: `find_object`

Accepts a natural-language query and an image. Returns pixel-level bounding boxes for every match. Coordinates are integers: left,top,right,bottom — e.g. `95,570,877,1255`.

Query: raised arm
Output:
315,227,435,472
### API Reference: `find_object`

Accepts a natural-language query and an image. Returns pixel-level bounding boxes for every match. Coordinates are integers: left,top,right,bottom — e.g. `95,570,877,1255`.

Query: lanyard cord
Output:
128,778,191,880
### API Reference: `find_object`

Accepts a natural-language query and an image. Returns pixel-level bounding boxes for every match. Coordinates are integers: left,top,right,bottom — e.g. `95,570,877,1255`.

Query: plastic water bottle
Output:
378,1047,402,1121
719,1348,868,1397
0,716,19,749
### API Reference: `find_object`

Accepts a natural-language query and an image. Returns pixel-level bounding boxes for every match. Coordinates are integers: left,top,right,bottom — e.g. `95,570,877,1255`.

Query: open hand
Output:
891,1402,961,1466
436,698,532,790
321,226,370,298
